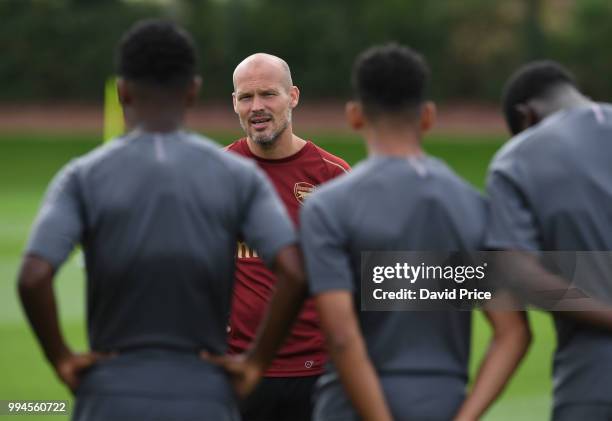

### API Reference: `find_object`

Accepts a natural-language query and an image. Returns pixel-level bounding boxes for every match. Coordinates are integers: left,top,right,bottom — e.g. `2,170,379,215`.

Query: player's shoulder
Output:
490,107,580,175
147,131,259,178
69,129,142,174
493,126,540,166
188,134,259,176
488,123,547,178
427,156,482,194
224,137,248,155
598,102,612,114
303,157,374,214
73,129,220,168
180,134,271,199
308,141,351,175
179,130,225,155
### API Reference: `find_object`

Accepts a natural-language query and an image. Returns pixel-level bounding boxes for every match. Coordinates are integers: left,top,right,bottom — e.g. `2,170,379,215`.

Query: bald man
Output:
18,22,305,421
225,53,350,421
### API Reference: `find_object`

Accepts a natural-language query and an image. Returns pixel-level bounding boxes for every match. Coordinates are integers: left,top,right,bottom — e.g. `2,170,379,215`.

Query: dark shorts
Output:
72,349,239,421
553,403,612,421
240,375,319,421
313,374,465,421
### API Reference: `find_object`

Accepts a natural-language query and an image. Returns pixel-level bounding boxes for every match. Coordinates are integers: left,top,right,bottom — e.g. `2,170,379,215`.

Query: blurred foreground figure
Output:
17,19,305,421
225,53,349,421
487,61,612,421
297,44,531,421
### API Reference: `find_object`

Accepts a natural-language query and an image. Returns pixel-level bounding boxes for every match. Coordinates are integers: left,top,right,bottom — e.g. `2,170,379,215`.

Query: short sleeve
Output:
321,153,350,179
26,162,84,269
329,158,351,178
485,170,541,251
300,195,354,295
240,166,297,266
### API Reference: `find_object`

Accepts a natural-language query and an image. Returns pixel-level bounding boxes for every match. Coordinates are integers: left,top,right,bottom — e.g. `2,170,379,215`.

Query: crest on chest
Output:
294,182,316,204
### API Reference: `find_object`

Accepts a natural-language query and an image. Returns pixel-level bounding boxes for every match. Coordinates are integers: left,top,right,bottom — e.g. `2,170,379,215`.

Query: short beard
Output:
251,119,289,148
248,108,292,149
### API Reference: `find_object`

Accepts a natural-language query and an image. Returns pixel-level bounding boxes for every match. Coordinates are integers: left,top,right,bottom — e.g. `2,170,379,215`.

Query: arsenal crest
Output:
294,182,315,204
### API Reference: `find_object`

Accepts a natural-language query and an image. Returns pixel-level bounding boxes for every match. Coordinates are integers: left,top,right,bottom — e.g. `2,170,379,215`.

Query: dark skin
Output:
117,76,202,133
507,83,612,326
513,83,591,134
17,256,112,393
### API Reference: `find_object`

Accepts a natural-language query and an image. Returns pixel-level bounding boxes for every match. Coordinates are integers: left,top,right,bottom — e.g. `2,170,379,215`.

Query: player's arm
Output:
18,256,71,367
316,290,392,421
18,255,106,393
204,165,306,397
17,163,105,393
453,296,531,421
236,244,308,397
496,251,612,328
205,245,306,398
302,193,392,421
487,170,612,327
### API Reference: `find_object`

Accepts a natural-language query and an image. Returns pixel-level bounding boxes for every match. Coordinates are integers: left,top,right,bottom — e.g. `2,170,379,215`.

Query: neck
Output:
124,104,185,134
533,85,592,119
246,126,306,159
364,122,424,158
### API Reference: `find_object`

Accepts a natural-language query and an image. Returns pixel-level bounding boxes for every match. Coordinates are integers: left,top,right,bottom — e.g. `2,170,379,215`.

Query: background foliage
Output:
2,0,611,102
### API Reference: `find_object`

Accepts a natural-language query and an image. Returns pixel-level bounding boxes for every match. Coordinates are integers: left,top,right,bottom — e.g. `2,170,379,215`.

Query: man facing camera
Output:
225,53,350,421
17,20,304,421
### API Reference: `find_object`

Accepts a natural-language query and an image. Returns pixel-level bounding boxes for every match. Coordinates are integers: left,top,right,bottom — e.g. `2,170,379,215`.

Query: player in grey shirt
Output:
487,61,612,420
17,20,305,421
299,44,530,421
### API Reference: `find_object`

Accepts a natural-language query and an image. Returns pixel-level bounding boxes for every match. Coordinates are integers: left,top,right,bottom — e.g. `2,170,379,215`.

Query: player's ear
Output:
232,92,239,114
516,103,539,131
346,101,365,130
289,85,300,109
186,76,202,107
116,78,132,106
419,101,436,133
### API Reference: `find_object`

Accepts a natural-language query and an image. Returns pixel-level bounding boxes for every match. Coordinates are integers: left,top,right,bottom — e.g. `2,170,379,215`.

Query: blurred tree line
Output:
1,0,611,102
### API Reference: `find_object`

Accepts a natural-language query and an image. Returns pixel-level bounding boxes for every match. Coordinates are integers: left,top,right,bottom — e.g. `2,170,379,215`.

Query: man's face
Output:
233,65,298,147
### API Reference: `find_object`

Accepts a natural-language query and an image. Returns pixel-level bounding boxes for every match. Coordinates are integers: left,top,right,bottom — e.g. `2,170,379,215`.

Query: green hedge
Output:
1,0,610,102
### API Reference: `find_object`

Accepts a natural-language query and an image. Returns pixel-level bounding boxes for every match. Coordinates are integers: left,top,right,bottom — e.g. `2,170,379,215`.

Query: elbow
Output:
497,321,532,356
17,272,44,298
17,255,54,296
520,324,533,354
325,328,362,357
515,316,533,350
275,245,308,291
509,323,532,359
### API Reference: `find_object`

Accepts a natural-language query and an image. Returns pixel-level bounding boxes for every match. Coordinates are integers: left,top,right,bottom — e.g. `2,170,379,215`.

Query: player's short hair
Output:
352,43,429,117
502,60,576,135
116,19,197,89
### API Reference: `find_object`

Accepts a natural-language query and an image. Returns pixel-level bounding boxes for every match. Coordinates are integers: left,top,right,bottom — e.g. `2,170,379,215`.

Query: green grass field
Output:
0,132,556,420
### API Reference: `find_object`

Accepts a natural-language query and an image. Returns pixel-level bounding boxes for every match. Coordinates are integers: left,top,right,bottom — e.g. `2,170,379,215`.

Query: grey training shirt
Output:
301,155,486,387
26,129,296,355
486,103,612,406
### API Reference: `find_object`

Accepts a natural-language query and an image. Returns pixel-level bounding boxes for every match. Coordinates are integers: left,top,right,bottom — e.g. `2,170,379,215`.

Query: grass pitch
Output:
0,132,554,420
